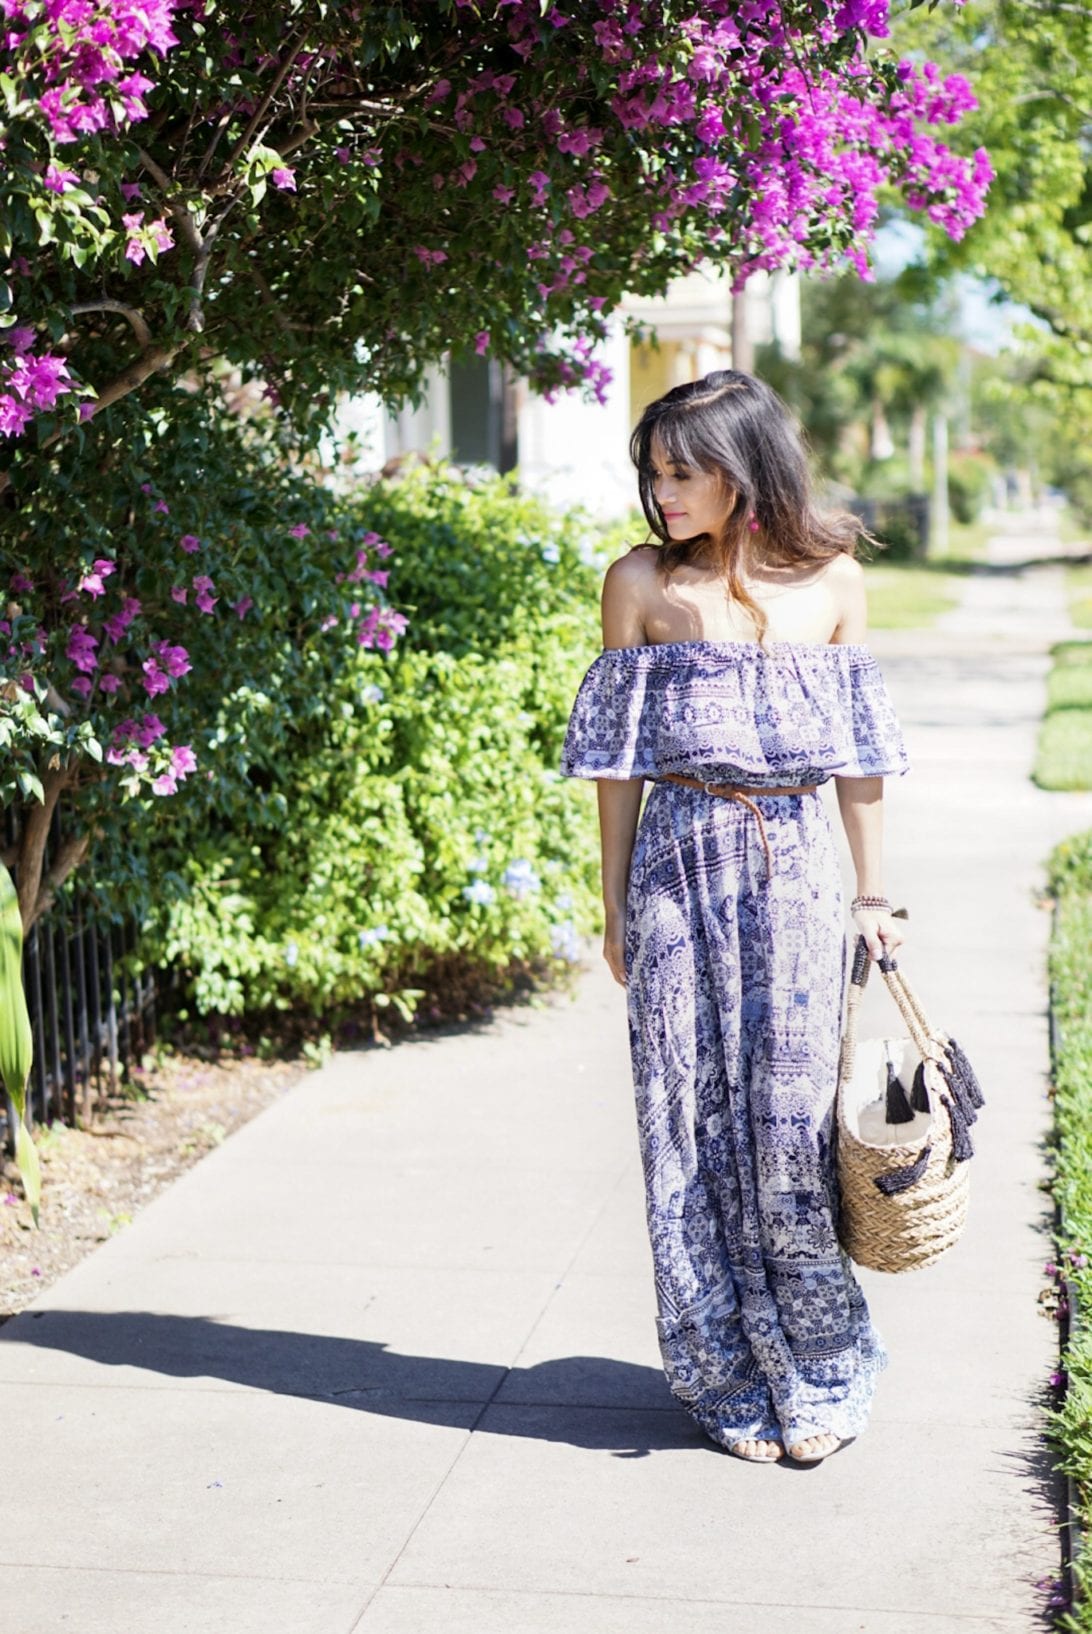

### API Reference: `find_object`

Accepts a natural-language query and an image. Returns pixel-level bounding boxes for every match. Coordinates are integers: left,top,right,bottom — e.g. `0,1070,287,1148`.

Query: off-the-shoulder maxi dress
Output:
560,639,911,1450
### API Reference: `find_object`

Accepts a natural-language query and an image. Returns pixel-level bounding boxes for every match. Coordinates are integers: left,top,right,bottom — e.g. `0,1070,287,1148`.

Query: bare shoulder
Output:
601,542,659,646
821,551,865,587
822,551,868,640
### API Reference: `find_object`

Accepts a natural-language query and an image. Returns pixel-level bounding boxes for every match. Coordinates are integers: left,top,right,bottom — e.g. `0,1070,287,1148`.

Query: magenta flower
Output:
10,571,33,593
44,164,79,194
99,674,121,694
271,167,296,191
233,596,254,620
140,660,170,698
78,559,116,598
103,597,141,645
0,396,33,437
171,745,198,777
171,585,188,604
474,330,490,356
136,714,167,747
192,574,218,613
151,640,191,678
66,626,99,673
70,676,93,699
178,534,200,553
151,771,178,796
289,523,310,539
147,217,174,254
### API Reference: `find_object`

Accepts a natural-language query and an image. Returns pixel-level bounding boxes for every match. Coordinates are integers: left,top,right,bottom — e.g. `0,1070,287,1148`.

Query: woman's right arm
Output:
598,553,649,987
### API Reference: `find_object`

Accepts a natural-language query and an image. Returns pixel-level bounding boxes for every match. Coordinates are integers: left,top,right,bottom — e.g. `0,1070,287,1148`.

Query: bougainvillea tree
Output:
0,0,991,929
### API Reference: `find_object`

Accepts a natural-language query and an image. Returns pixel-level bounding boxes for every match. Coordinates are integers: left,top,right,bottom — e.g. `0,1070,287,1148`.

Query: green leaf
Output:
16,770,44,803
14,1122,41,1228
0,863,35,1221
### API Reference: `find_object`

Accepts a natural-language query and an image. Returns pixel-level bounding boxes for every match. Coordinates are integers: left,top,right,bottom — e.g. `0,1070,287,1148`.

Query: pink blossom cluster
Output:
0,0,188,440
107,714,197,796
2,0,184,146
329,529,404,648
410,0,989,393
0,325,72,438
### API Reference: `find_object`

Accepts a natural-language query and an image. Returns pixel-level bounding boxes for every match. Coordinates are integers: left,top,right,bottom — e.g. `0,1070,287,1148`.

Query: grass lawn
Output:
1035,642,1092,791
1068,564,1092,632
862,516,989,631
863,563,964,629
1045,828,1092,1627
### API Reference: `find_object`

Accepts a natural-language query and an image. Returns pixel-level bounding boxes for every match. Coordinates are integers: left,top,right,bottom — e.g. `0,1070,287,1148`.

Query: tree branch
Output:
136,146,204,258
70,300,153,349
224,36,309,177
33,827,91,926
0,341,183,496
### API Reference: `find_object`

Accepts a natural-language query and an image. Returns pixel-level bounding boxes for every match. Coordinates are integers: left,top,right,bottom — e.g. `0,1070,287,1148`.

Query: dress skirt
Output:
623,776,888,1449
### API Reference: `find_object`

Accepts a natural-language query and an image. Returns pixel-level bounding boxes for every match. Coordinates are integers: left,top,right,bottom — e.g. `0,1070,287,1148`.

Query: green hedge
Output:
132,464,623,1024
1035,642,1092,792
1046,828,1092,1628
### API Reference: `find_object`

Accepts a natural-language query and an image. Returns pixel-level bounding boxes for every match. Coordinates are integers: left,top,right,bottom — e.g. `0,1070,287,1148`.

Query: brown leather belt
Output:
656,772,821,880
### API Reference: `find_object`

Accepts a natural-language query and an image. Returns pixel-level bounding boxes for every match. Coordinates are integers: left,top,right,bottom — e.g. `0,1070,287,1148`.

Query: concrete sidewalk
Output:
3,518,1092,1633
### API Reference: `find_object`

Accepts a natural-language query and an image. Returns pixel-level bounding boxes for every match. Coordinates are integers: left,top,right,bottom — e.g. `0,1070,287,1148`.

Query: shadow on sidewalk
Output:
5,1308,709,1456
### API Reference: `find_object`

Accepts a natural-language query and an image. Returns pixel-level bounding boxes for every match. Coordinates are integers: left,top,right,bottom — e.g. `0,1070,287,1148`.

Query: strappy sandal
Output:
729,1437,785,1463
784,1433,845,1465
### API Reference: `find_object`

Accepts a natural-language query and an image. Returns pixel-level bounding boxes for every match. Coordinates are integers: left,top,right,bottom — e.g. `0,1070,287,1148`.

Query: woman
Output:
560,370,910,1467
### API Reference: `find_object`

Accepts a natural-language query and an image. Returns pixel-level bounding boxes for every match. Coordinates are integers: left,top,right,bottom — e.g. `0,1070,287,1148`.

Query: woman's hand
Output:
852,907,908,962
603,912,627,986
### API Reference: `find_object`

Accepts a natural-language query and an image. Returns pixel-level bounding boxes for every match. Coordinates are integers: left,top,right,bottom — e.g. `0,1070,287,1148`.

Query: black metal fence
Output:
3,806,155,1149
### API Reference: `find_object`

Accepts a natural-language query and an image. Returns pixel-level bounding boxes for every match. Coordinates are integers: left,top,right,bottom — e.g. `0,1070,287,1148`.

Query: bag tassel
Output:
885,1059,916,1124
910,1059,929,1114
939,1090,975,1162
936,1055,980,1131
874,1142,933,1195
945,1035,985,1111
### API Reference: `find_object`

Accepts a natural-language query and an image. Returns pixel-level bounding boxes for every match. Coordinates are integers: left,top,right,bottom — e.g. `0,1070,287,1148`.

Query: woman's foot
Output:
729,1436,784,1462
785,1432,842,1464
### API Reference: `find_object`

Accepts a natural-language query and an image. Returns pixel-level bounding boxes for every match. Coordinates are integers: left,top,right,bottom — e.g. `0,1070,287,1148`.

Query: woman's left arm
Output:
829,552,908,963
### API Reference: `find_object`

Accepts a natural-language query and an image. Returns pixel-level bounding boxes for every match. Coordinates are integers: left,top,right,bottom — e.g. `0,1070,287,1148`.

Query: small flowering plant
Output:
0,387,407,928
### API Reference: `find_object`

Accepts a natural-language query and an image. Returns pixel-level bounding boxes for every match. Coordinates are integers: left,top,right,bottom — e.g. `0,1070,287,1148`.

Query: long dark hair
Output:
629,369,869,645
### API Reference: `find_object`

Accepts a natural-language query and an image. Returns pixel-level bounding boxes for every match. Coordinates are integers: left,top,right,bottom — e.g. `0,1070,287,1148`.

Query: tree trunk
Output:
908,404,927,491
14,770,86,933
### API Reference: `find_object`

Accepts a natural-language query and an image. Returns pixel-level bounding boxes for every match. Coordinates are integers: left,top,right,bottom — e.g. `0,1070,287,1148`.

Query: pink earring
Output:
748,514,760,532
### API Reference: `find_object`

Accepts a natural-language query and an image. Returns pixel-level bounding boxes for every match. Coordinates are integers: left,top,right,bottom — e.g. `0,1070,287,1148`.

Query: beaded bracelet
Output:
851,894,892,913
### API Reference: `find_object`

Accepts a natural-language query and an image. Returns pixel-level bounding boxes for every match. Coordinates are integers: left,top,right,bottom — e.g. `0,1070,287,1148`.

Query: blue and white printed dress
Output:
560,639,911,1450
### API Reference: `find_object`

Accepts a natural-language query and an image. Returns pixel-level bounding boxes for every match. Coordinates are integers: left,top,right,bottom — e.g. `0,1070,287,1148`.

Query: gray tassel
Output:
874,1143,932,1195
940,1091,975,1162
910,1059,930,1114
936,1056,979,1130
945,1036,985,1110
885,1060,915,1124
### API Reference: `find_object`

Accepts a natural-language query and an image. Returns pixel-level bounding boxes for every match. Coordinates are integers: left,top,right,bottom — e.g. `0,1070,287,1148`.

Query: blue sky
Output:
871,218,1034,354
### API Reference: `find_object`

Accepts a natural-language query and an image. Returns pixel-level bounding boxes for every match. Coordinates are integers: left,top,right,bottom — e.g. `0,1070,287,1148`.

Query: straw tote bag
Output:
834,922,986,1273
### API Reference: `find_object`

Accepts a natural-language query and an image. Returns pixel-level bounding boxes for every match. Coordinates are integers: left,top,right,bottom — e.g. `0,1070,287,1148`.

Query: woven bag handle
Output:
846,917,946,1067
886,963,948,1054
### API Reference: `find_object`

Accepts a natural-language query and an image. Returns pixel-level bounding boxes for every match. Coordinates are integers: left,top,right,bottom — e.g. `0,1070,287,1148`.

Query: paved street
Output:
2,514,1091,1632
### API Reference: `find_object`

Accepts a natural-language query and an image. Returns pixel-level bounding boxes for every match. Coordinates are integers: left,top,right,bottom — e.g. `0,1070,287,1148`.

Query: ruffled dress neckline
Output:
560,637,909,787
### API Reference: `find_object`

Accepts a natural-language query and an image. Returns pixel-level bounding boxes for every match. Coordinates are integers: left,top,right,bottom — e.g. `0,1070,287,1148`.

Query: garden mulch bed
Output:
0,1052,306,1325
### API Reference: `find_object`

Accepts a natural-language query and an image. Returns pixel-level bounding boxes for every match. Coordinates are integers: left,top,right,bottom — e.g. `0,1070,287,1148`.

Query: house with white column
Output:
331,268,800,519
